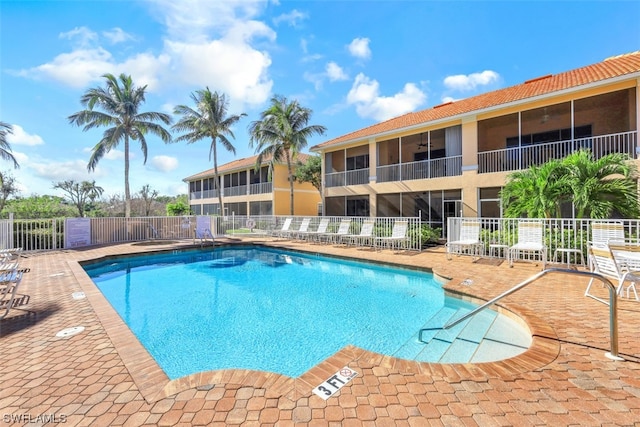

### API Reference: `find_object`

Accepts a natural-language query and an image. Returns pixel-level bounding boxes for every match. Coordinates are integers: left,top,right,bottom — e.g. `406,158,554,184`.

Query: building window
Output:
250,201,272,216
346,196,370,217
346,154,369,171
479,187,502,218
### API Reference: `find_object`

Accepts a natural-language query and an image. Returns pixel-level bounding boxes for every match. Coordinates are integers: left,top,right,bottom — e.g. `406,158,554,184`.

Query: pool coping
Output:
67,241,560,404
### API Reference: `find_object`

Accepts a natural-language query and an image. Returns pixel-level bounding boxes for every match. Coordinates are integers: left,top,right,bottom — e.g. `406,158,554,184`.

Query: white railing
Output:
478,131,637,174
447,216,640,265
224,185,248,197
190,189,220,200
249,182,273,194
325,169,369,187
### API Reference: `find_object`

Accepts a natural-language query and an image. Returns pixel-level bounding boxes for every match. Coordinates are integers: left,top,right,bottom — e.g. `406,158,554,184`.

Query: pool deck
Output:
1,237,640,426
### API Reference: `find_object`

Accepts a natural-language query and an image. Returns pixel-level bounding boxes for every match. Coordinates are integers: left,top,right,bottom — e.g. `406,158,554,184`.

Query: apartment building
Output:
184,154,321,216
311,51,640,230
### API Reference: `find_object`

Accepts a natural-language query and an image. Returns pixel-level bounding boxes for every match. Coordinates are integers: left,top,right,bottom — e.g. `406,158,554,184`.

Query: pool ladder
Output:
426,268,622,361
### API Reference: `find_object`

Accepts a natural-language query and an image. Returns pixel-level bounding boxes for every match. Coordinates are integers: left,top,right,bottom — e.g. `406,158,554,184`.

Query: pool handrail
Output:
440,268,621,360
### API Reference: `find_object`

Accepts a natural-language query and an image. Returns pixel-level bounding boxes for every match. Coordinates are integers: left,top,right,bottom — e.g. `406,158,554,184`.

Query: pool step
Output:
394,305,500,364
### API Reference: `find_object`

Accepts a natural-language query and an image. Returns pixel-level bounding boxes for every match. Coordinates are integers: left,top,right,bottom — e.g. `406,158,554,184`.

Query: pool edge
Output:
69,241,561,403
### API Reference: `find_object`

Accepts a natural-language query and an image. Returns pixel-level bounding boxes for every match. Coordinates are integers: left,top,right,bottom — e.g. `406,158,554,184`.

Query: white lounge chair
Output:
194,228,213,245
508,221,547,269
340,219,375,247
319,218,352,244
589,221,625,269
446,220,482,260
286,218,312,240
297,218,330,242
375,220,409,251
587,245,639,303
0,270,27,320
270,218,293,238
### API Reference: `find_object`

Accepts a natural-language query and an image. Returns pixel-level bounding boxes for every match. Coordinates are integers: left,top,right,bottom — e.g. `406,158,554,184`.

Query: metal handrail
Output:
441,268,621,360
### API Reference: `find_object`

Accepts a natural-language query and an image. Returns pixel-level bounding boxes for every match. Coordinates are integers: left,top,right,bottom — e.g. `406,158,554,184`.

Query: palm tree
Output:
172,89,245,216
68,73,172,217
248,95,326,215
562,150,639,219
0,122,20,169
500,159,570,218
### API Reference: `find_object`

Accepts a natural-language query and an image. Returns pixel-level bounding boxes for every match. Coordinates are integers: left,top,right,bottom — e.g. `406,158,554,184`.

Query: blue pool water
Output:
83,246,530,379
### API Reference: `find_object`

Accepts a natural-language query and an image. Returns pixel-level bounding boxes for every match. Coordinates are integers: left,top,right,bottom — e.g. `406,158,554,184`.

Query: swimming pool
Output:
83,246,530,378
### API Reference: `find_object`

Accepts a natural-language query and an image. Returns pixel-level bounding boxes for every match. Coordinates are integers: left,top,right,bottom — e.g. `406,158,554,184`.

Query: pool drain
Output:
56,326,85,338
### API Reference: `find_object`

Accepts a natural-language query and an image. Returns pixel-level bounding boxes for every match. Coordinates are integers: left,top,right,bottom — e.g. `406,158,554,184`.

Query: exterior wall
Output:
317,76,640,219
187,159,321,216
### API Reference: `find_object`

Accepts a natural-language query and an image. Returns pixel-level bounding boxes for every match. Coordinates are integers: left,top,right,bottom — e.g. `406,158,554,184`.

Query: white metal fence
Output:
447,216,640,265
215,215,423,251
0,215,425,252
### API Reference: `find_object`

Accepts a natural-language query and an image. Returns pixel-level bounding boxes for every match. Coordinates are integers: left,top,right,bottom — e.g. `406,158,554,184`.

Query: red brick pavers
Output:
1,239,639,426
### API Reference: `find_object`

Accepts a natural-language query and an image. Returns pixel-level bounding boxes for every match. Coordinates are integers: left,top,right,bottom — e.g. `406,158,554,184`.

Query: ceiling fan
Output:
540,107,554,124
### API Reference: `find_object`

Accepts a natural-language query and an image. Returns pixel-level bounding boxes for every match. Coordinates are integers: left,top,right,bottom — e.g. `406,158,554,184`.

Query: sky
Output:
1,0,639,199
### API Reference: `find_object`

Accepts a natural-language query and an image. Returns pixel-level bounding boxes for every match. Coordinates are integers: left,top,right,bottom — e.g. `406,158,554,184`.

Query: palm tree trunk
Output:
286,149,294,215
124,135,131,218
212,139,224,216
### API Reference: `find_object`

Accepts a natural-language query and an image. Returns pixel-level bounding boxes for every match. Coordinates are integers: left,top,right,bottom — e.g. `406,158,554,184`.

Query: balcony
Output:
325,169,369,187
224,185,248,197
376,156,462,183
478,131,637,174
249,182,273,195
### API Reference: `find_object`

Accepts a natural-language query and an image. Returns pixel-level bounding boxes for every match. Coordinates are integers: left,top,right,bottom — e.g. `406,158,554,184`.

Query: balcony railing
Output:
325,169,369,187
249,182,273,194
478,131,637,174
377,155,463,183
224,185,248,197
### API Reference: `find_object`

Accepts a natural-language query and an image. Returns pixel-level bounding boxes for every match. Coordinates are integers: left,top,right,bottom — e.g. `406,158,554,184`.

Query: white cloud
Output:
5,125,44,146
152,0,266,43
150,155,179,172
441,96,458,103
347,73,426,122
273,9,308,27
104,149,125,161
165,36,273,108
12,152,29,165
30,159,105,182
348,37,371,60
20,47,116,88
17,1,276,109
102,27,135,44
443,70,500,92
326,62,348,82
59,26,98,48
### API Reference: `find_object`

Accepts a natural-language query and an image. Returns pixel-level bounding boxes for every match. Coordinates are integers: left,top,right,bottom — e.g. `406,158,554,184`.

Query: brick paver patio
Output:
1,237,639,426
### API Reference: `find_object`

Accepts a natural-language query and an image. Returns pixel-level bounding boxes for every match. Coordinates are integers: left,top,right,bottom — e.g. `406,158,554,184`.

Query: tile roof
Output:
183,152,314,181
311,51,640,151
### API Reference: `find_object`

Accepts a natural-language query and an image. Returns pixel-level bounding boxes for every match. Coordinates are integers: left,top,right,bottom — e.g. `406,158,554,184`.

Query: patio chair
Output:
194,228,213,245
589,221,625,269
318,218,352,244
374,220,409,251
270,218,293,238
287,218,312,240
587,245,639,303
446,220,482,260
0,247,22,262
297,218,330,242
0,270,27,320
340,219,375,247
508,221,547,269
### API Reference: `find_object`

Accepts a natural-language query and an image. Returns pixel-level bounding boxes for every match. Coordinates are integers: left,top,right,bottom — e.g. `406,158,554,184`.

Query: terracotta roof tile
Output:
312,51,640,151
183,153,313,181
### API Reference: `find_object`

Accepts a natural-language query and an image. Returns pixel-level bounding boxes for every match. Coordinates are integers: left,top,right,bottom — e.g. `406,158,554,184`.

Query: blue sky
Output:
1,0,639,198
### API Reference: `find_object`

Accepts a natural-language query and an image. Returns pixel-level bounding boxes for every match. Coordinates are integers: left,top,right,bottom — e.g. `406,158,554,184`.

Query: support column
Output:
461,116,479,217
